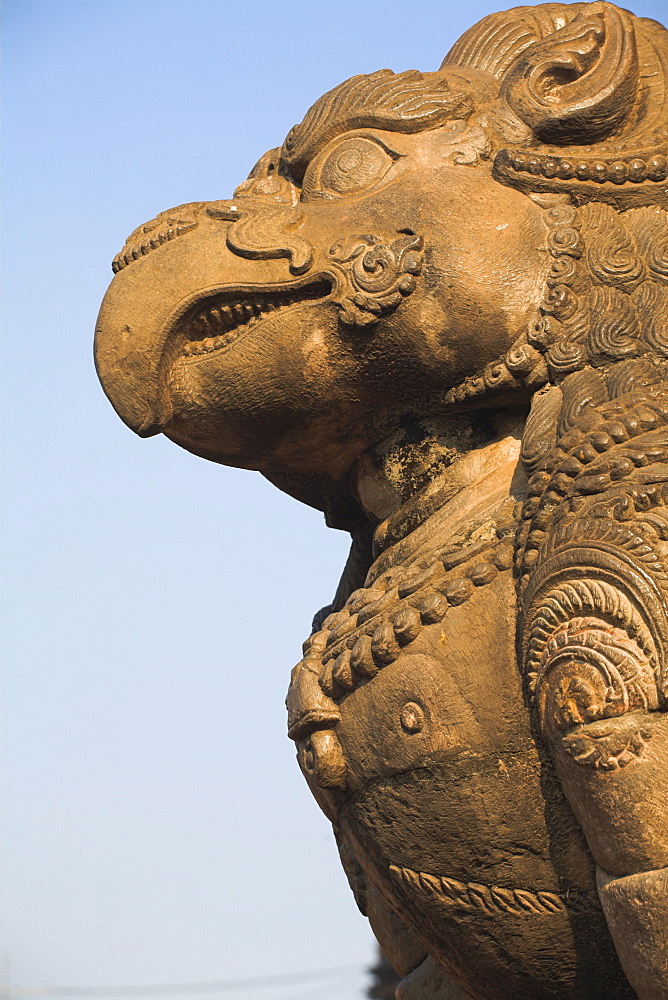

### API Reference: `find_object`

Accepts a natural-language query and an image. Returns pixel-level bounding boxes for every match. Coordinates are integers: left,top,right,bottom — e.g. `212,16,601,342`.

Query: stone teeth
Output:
181,287,322,359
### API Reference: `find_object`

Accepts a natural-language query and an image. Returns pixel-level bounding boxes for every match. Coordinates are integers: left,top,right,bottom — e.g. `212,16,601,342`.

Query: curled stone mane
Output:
536,202,668,374
448,198,668,407
444,2,668,207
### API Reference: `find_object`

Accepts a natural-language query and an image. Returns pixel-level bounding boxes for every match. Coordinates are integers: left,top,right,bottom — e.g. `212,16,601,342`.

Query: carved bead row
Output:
307,543,513,699
502,150,668,185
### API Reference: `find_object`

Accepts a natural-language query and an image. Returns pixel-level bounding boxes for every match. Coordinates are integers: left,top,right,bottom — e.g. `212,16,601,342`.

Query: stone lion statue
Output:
95,3,668,997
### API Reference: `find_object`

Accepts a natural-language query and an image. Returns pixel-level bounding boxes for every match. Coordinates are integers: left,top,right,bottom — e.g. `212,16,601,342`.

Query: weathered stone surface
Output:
96,4,668,997
396,955,474,999
598,866,668,999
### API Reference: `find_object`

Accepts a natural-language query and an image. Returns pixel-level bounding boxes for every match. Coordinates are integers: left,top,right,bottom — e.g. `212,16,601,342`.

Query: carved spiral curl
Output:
587,229,645,291
586,287,642,359
353,245,409,294
635,284,668,357
327,233,424,327
501,7,639,145
528,201,668,378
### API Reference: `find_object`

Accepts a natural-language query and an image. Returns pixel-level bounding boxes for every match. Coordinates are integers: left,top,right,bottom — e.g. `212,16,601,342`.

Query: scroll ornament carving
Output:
225,205,314,275
327,233,424,327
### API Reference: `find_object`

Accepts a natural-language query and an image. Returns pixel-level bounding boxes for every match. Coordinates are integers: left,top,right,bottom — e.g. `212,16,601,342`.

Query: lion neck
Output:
354,408,527,561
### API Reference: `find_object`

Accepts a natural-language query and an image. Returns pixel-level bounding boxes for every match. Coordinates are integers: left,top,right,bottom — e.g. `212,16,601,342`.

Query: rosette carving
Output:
327,233,424,327
535,616,658,739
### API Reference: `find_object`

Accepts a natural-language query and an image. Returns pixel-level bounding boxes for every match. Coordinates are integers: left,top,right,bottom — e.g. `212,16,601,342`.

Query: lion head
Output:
96,2,667,529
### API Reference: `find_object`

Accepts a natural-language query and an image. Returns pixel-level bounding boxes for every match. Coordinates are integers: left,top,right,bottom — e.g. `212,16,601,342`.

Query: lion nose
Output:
225,203,314,275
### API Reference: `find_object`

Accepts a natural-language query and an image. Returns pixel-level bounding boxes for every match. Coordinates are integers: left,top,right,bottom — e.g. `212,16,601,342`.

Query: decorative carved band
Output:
389,864,598,917
497,149,668,186
494,148,668,207
112,205,202,274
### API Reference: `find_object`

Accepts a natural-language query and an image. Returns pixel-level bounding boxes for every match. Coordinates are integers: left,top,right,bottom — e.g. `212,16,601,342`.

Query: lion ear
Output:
501,2,639,145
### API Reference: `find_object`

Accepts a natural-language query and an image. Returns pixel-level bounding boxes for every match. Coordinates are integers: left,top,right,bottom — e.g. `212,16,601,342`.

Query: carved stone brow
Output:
280,68,473,179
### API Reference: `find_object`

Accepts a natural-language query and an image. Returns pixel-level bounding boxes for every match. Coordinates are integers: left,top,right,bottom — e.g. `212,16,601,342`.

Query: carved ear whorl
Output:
502,4,639,144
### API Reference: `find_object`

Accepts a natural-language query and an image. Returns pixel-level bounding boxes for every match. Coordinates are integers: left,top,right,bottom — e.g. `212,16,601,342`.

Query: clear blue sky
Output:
2,0,666,996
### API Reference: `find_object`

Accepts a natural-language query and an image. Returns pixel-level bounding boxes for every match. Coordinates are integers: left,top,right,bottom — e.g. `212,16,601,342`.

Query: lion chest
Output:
332,567,558,886
292,543,632,999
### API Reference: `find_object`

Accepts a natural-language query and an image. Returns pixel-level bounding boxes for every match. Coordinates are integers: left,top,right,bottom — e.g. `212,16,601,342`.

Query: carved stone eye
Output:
307,137,395,196
400,701,425,734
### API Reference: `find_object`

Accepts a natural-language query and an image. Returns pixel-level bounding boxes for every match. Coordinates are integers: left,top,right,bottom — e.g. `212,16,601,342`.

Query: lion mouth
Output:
178,278,332,359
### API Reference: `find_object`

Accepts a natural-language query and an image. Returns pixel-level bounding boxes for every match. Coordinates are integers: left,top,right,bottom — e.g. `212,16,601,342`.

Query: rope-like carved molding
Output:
389,864,597,917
